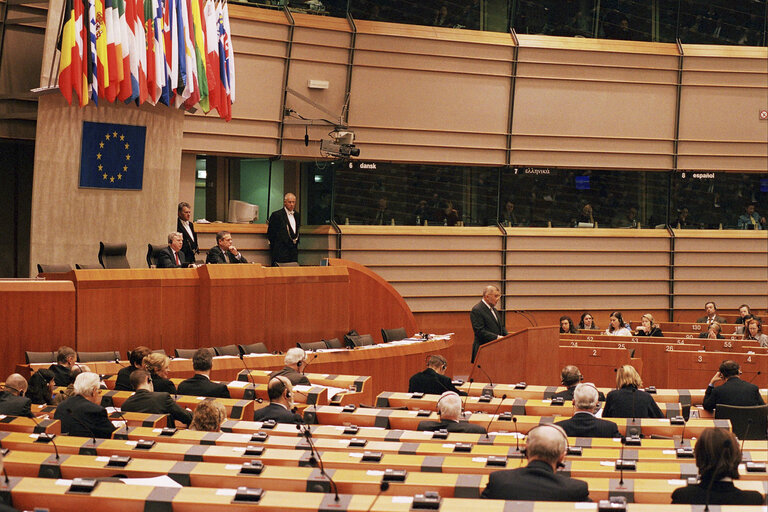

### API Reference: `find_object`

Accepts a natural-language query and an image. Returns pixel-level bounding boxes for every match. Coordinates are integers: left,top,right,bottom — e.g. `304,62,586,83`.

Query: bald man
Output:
253,376,303,424
267,192,300,266
470,285,508,362
416,391,486,434
481,423,590,501
0,374,33,417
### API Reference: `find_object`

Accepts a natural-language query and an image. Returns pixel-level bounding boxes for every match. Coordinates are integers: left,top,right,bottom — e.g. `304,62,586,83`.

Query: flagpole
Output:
48,0,71,89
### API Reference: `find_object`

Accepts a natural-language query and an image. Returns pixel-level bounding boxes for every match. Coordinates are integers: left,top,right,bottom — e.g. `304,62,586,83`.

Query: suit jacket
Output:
177,217,198,263
54,394,116,438
671,481,764,505
253,403,303,424
156,246,188,268
470,301,507,362
114,366,137,391
269,367,310,386
121,389,192,425
416,419,487,434
408,368,465,396
603,386,663,419
177,374,230,399
555,412,620,438
266,208,300,265
205,245,248,264
699,332,724,339
0,391,32,417
151,374,177,395
703,377,765,412
551,386,605,402
481,460,590,501
49,364,72,387
635,327,663,337
696,314,726,324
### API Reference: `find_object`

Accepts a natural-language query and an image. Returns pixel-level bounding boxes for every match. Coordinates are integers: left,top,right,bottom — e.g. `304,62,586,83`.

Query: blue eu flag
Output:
79,121,146,190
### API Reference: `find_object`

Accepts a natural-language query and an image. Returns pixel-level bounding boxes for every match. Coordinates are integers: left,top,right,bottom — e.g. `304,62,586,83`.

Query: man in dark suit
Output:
470,285,507,362
698,321,725,340
696,301,726,324
121,370,192,426
408,355,465,396
555,383,620,438
54,372,116,438
269,348,310,386
177,349,230,398
266,192,300,266
177,202,198,263
49,346,77,387
703,359,765,412
157,232,188,268
114,346,152,391
0,374,33,417
551,365,605,402
205,231,248,264
253,376,303,424
417,391,486,434
481,423,590,501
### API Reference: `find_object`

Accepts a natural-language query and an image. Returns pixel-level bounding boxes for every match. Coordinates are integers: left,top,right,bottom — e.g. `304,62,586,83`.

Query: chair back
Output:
147,243,166,268
78,350,121,363
76,263,102,269
36,264,72,274
25,351,56,364
214,344,240,357
324,338,343,349
297,341,327,351
275,262,300,267
175,347,215,359
98,242,130,269
381,327,407,343
715,404,768,440
238,342,268,355
344,334,374,348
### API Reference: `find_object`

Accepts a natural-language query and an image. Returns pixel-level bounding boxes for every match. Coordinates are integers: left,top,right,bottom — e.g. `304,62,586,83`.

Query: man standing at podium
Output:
470,285,507,362
267,193,300,266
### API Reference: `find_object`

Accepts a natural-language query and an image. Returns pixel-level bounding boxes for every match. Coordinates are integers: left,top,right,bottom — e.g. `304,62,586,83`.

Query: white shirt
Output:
482,299,498,322
285,208,296,232
180,219,194,241
604,327,632,337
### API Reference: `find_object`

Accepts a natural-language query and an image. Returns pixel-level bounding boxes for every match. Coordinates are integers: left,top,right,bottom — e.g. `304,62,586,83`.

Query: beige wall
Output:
30,94,184,273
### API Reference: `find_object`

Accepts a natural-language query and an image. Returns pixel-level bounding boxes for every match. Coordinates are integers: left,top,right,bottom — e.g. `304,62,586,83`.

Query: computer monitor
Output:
228,200,259,223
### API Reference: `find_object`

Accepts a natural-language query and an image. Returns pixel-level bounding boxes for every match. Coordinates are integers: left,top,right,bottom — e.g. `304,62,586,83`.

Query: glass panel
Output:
512,0,598,37
597,0,652,41
350,0,508,32
194,156,207,222
671,0,767,46
302,160,337,225
228,159,284,224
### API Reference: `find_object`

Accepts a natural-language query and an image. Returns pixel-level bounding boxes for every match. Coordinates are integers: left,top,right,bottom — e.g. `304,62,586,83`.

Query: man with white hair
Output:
270,347,311,386
481,423,590,501
267,192,300,266
416,391,486,434
470,285,508,362
157,232,188,268
555,383,620,438
53,372,116,438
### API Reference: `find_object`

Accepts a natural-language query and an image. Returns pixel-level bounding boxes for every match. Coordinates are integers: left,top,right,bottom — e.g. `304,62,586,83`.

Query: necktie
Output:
175,252,179,266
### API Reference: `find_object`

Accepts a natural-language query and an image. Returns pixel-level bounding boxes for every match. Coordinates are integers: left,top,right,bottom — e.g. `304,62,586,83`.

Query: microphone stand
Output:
296,418,339,502
29,414,60,460
302,354,319,375
239,354,264,404
476,365,494,398
482,394,507,438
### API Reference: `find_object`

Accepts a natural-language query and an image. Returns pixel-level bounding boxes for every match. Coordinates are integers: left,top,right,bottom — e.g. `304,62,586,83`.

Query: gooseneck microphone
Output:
29,414,60,460
618,436,626,487
238,354,264,404
66,408,97,446
302,353,319,375
113,358,128,368
476,364,494,388
483,394,507,439
461,378,474,415
748,371,762,384
296,419,339,502
111,408,130,432
512,417,521,455
364,481,389,512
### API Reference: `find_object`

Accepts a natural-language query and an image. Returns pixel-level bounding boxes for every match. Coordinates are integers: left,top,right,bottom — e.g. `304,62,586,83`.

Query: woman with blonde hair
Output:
143,353,176,394
634,313,663,337
190,398,227,432
603,365,663,419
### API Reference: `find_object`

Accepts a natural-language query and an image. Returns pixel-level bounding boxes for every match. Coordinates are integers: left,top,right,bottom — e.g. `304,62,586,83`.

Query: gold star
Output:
99,142,104,148
125,154,131,161
105,134,110,140
124,143,129,149
117,173,122,180
110,176,115,183
98,164,103,171
96,153,101,160
103,173,108,180
120,134,125,141
113,131,117,137
123,165,128,171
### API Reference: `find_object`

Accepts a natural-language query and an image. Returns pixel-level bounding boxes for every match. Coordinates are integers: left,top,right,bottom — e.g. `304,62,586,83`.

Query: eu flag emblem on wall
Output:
79,122,146,190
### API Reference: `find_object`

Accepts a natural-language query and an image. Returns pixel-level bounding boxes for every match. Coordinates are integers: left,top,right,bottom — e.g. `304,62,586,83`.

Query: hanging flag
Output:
103,0,119,101
57,0,80,105
94,0,110,98
177,0,197,108
116,0,134,102
79,121,146,190
185,0,208,111
87,0,99,104
173,0,188,103
222,1,234,103
215,1,230,121
203,0,219,114
134,0,148,103
152,0,168,105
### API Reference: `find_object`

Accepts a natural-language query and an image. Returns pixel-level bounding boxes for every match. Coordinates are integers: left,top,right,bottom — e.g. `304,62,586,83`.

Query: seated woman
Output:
634,313,663,337
578,312,598,331
603,365,663,419
190,398,227,432
559,316,579,334
603,311,631,336
671,427,763,505
143,353,176,394
25,369,55,405
745,318,768,348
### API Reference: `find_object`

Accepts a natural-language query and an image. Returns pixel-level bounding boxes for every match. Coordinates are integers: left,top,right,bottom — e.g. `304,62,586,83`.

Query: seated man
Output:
49,346,77,387
177,349,230,398
408,354,465,396
481,423,590,501
114,346,152,391
0,374,33,417
696,301,725,325
555,383,620,438
121,370,192,426
417,391,486,434
699,321,724,339
54,372,116,438
269,348,311,386
157,232,188,268
253,376,303,424
205,231,248,264
551,365,605,402
703,359,765,412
